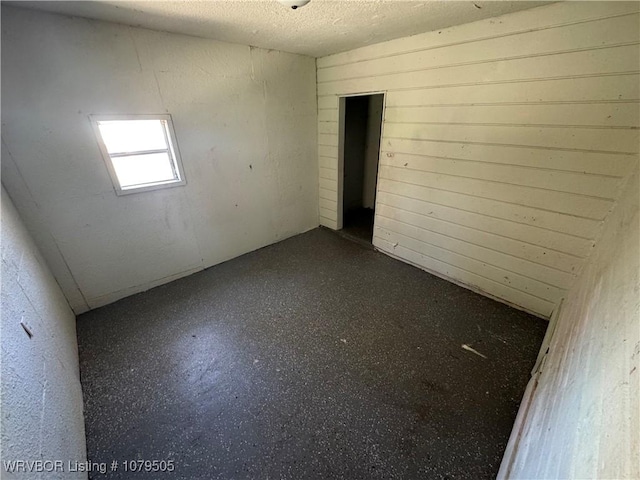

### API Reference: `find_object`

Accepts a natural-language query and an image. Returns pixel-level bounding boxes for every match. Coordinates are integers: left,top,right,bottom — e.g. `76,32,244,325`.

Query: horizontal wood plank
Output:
383,138,637,177
384,103,639,128
318,2,639,68
380,152,622,198
376,191,593,259
374,235,556,316
377,179,601,240
318,15,640,83
379,165,614,219
318,45,640,96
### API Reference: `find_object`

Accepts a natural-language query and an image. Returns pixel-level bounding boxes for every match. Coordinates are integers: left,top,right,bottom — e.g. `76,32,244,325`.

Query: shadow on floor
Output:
77,228,547,480
342,207,374,243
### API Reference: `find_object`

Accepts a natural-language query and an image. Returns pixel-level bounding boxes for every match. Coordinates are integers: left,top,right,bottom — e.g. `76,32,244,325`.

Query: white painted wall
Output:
362,95,383,209
317,2,640,317
342,96,369,212
1,6,318,313
499,168,639,479
1,187,87,478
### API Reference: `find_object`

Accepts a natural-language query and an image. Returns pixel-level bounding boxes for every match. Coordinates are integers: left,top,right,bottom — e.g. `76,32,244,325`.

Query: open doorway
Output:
340,94,384,243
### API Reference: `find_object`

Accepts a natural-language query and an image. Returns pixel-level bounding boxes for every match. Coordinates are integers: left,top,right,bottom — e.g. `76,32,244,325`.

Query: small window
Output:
91,114,186,195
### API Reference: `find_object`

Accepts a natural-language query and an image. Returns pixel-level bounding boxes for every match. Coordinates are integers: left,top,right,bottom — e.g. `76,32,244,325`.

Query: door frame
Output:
336,91,387,230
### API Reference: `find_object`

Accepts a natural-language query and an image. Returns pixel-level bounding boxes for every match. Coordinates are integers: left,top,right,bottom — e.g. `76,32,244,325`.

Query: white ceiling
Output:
9,0,552,57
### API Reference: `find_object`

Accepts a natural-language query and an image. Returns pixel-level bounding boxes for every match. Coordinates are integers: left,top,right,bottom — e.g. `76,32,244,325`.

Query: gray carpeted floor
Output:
77,227,547,479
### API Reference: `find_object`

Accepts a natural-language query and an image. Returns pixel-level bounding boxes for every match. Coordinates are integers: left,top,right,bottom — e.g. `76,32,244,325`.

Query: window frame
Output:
90,114,187,196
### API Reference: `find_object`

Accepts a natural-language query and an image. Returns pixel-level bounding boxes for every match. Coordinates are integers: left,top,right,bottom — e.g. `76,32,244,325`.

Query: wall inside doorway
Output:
343,96,369,212
363,95,384,209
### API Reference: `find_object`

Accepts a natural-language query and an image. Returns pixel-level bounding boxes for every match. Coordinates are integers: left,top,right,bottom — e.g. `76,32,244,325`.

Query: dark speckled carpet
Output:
77,227,547,480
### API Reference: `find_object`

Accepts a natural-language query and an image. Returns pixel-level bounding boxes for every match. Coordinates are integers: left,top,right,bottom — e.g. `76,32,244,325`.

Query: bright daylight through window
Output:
92,115,185,195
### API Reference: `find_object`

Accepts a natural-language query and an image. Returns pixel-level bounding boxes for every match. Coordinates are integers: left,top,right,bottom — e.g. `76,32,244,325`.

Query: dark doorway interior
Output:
342,94,384,243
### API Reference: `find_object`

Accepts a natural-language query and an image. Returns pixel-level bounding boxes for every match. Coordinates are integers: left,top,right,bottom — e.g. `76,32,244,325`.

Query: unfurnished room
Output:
1,1,638,479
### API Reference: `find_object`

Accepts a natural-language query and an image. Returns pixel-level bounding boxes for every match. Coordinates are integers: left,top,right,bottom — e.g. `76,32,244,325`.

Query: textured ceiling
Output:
9,1,552,57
